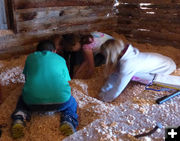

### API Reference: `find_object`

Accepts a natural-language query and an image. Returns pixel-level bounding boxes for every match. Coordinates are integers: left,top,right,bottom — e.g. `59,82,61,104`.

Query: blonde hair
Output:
100,39,125,75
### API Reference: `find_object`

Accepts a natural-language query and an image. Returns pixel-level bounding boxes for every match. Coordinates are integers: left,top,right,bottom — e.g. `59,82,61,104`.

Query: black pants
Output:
63,51,105,78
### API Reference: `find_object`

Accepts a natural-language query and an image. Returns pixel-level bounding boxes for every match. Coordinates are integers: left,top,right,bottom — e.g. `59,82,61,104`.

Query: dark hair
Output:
80,34,93,45
60,34,80,52
36,40,55,51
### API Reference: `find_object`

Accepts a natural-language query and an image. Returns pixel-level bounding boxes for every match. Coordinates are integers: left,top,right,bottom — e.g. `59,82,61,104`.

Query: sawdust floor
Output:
0,34,180,141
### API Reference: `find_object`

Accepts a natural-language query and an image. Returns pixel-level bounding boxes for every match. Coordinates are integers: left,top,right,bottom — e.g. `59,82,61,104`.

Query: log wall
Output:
116,0,180,48
0,0,118,59
1,0,180,59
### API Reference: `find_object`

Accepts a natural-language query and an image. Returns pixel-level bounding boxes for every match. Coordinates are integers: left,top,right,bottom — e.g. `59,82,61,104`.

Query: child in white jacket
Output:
99,39,176,102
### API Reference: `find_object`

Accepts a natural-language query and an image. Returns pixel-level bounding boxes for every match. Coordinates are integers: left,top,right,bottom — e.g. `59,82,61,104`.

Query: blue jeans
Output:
11,95,78,128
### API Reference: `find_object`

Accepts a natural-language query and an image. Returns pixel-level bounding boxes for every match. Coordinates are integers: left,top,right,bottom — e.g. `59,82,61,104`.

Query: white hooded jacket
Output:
99,44,176,102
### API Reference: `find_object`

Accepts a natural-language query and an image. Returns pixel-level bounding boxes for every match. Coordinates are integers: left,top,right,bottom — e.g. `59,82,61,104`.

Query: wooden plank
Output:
118,6,180,20
117,22,180,34
118,8,140,17
118,12,180,24
127,37,180,49
16,14,117,33
0,43,36,59
132,30,180,42
119,0,172,4
118,3,140,8
118,17,180,34
0,18,117,50
145,3,180,9
14,0,113,9
15,6,113,22
141,8,180,16
118,6,180,16
139,14,180,24
118,2,180,11
115,30,180,49
0,20,117,59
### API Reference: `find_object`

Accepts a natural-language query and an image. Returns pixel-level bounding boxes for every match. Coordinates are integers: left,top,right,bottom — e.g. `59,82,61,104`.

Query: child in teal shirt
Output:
11,40,78,139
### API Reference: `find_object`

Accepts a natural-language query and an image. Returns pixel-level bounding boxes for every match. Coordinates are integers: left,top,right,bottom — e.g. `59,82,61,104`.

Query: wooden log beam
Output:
117,22,180,34
115,30,180,49
118,6,180,16
0,43,36,60
15,6,113,22
118,12,180,24
145,3,180,9
0,18,117,50
126,37,180,49
118,2,180,11
14,0,114,9
132,30,180,43
16,15,117,33
119,0,172,4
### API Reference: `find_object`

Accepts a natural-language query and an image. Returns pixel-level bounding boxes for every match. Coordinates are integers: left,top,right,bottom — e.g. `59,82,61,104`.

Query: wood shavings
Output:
0,34,180,141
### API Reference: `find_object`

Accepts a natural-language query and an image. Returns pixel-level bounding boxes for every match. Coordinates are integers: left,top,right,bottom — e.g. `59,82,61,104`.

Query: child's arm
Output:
83,49,95,76
74,61,88,78
0,84,2,104
74,49,94,78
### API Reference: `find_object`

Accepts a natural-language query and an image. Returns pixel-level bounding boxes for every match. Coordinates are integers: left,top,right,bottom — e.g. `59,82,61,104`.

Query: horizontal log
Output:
14,0,113,9
118,6,180,16
117,8,140,17
0,22,117,59
118,13,180,24
117,6,180,19
118,2,180,13
115,30,180,49
117,28,180,47
132,30,180,42
117,3,180,9
119,0,172,4
0,19,117,50
116,27,132,35
145,3,180,9
126,37,180,49
0,43,36,60
139,14,180,24
15,6,113,22
16,15,117,33
118,22,180,34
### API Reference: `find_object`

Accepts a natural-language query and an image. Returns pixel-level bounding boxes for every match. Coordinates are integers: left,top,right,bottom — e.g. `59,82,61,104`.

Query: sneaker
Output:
11,119,25,139
59,121,76,136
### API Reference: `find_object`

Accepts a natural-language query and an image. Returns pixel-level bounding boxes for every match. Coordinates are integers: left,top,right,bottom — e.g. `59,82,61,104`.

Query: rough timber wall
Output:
0,0,118,59
116,0,180,48
13,0,117,33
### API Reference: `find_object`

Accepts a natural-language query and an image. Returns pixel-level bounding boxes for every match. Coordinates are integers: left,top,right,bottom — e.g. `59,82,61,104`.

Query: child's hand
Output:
0,85,2,104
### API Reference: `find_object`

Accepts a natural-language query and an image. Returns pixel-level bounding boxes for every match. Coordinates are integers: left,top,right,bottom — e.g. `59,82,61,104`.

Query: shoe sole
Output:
11,123,24,139
59,123,74,136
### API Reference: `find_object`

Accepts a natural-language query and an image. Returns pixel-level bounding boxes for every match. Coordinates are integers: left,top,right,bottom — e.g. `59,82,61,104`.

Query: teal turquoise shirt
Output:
22,51,71,105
